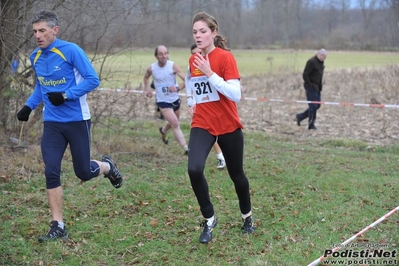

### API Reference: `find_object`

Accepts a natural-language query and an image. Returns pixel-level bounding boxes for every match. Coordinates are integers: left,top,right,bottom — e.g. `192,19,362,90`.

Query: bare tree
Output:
0,0,184,143
0,0,36,137
384,0,399,47
359,0,379,31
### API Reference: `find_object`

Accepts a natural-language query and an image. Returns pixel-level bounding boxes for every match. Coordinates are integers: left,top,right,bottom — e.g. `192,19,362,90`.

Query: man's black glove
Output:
47,92,67,106
17,105,32,121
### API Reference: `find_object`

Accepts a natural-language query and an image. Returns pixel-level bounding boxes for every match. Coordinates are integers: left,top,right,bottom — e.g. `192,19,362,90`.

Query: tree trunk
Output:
0,1,36,138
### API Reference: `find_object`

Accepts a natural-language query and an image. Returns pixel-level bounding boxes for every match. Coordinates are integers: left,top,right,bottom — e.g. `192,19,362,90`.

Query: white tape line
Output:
307,206,399,266
97,88,399,109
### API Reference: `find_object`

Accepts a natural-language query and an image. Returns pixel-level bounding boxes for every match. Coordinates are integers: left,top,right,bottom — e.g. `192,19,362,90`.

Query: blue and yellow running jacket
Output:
26,38,100,123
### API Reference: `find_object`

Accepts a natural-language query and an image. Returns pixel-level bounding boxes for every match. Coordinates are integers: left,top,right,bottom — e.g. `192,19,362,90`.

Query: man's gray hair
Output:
317,48,327,55
31,10,58,28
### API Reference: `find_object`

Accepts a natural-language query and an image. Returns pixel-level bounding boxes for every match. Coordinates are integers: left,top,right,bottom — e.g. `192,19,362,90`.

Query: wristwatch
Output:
62,92,68,101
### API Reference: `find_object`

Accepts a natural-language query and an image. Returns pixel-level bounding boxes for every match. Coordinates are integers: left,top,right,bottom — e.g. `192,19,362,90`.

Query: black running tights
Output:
187,127,252,218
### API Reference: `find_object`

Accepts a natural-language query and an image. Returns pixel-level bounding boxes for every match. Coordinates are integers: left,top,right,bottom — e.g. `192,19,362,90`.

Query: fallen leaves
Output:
150,218,158,227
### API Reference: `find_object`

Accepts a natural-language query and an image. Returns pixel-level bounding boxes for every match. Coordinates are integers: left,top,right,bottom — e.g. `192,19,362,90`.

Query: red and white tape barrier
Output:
307,206,399,266
97,88,399,109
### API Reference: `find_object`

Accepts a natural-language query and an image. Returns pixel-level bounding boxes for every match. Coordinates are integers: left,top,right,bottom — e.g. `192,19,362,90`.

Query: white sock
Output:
206,215,215,226
106,162,111,174
58,221,64,229
216,152,224,160
242,211,252,220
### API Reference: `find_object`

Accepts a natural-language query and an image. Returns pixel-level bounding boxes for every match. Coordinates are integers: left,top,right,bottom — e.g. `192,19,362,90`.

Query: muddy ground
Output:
90,64,399,147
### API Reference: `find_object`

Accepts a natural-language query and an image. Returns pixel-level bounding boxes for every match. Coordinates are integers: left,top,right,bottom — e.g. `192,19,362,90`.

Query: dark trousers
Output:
41,120,100,189
187,127,251,218
297,87,321,128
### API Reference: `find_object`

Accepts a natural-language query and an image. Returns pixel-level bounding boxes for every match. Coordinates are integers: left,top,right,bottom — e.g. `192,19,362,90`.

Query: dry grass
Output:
84,64,399,147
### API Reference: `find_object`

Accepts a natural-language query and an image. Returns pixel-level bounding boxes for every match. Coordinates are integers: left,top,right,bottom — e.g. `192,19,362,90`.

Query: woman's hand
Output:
192,53,214,77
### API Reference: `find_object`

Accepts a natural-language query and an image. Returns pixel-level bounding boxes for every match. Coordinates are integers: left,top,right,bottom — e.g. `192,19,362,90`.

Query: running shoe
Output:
199,216,218,244
242,216,255,234
159,127,168,144
184,148,189,156
216,159,226,169
38,220,68,243
102,155,123,189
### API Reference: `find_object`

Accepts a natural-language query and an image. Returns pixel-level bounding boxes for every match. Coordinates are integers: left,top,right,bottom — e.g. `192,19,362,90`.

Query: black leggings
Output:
187,127,252,218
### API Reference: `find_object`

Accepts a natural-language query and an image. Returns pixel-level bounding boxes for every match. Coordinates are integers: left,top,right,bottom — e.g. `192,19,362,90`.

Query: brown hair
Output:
192,12,230,51
190,43,197,51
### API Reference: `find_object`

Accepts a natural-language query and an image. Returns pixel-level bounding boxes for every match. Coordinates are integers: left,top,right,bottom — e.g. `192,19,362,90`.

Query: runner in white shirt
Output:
143,45,189,155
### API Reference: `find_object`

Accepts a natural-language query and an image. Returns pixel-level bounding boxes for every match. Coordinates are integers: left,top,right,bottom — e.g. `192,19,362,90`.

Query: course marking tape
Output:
307,206,399,266
97,88,399,109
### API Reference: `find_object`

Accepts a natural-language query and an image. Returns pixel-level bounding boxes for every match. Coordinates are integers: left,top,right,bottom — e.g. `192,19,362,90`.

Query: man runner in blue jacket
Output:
17,10,123,243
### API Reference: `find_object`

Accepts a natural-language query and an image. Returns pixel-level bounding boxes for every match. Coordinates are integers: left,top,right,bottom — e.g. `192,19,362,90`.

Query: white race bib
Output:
191,75,220,104
155,83,170,96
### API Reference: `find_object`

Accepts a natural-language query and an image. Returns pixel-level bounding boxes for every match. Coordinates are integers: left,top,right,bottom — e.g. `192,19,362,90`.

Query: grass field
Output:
94,49,399,89
1,50,399,266
1,119,399,265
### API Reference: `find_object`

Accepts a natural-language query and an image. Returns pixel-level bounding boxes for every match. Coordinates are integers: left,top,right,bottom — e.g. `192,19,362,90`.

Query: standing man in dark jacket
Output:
295,49,327,130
